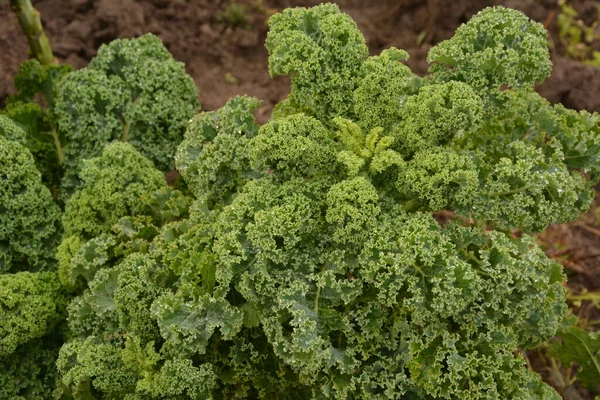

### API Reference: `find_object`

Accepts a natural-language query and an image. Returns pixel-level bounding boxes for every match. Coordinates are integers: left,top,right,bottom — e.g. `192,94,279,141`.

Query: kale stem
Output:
121,119,130,142
10,0,57,66
490,183,532,197
50,125,64,165
313,263,327,313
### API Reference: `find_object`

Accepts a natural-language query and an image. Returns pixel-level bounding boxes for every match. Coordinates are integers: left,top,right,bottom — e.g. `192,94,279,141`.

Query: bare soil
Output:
2,0,600,118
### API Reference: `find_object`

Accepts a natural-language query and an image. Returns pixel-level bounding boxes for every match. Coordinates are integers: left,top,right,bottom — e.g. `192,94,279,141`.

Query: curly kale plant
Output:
3,33,200,198
0,131,61,273
50,4,600,400
0,129,66,398
0,271,65,356
3,3,597,399
56,34,200,193
0,26,199,398
58,142,190,291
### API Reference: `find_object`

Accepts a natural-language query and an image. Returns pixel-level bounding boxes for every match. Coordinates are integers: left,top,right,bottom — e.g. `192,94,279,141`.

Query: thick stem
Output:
489,184,533,197
313,263,327,313
50,126,64,165
121,119,130,142
313,285,322,313
10,0,57,66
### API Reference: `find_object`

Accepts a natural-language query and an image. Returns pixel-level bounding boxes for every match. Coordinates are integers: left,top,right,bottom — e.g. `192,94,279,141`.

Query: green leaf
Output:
548,326,600,390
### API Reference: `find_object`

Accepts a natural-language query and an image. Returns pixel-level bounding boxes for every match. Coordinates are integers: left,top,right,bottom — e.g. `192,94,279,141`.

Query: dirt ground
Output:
2,0,600,117
1,0,599,398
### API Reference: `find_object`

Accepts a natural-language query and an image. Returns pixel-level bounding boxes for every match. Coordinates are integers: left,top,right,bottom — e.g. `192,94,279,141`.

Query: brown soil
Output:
1,0,599,398
2,0,600,118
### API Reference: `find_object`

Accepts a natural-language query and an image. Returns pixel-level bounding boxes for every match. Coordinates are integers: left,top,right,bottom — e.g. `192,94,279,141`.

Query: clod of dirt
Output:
94,0,147,46
539,56,600,113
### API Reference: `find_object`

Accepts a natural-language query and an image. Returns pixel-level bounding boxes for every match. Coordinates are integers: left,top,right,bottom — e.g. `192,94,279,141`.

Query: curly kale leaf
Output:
143,186,193,226
0,271,66,356
0,114,27,143
56,337,139,398
9,59,73,109
353,48,421,132
333,117,404,179
62,142,166,240
55,33,199,195
58,143,174,297
68,253,163,342
2,101,63,190
59,190,189,294
0,336,63,400
125,345,218,400
463,89,600,183
466,141,592,232
266,3,368,123
153,292,244,358
213,177,331,284
550,105,600,182
137,358,216,399
0,136,62,273
148,211,215,292
428,6,551,91
250,114,338,181
176,96,261,206
396,147,478,212
3,60,73,190
326,176,380,247
392,81,483,156
58,233,117,292
58,190,190,292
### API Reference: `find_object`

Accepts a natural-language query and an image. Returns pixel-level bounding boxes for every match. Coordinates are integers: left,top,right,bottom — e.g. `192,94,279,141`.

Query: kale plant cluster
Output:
1,4,599,399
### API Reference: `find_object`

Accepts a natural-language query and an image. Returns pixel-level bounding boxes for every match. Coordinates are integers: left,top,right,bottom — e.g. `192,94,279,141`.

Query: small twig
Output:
544,10,557,29
572,252,600,262
567,291,600,302
549,356,568,391
561,259,588,274
548,247,573,258
574,222,600,238
522,350,534,371
537,347,550,370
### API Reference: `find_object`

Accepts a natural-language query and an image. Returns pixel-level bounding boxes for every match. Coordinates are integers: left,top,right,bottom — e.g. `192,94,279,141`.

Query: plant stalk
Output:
10,0,57,66
314,263,327,313
50,126,64,165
